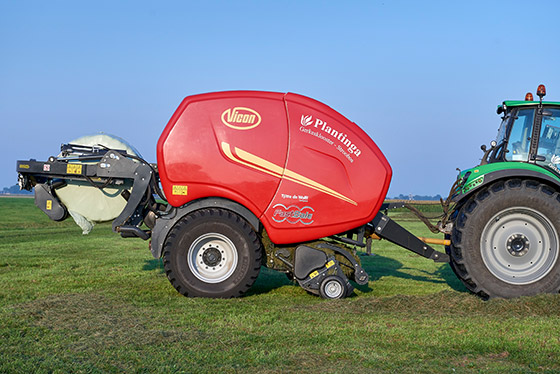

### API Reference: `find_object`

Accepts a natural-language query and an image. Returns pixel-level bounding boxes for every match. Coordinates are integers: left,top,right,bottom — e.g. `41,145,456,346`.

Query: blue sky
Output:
2,0,560,196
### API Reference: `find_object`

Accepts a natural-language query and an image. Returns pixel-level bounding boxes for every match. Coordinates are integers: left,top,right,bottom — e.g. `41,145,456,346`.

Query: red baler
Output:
17,91,448,299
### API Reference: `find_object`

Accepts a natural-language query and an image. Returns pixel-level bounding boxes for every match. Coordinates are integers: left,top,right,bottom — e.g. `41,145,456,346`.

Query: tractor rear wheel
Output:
448,179,560,299
162,208,262,298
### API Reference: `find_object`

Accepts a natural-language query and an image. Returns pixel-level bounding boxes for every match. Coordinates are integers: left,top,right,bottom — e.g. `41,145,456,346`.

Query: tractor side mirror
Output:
534,155,546,162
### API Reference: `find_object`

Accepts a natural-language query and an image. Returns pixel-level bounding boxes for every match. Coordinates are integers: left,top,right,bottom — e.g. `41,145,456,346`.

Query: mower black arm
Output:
95,150,154,236
370,212,450,263
17,149,155,240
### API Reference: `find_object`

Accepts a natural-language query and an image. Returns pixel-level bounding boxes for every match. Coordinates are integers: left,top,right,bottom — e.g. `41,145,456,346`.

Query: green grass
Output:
1,197,560,373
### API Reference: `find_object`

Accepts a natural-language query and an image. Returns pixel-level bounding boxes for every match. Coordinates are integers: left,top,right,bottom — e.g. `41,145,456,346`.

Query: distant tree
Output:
392,194,442,201
1,184,33,195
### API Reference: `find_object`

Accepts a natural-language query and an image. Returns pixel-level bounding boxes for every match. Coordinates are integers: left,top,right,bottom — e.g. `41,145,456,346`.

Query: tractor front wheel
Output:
448,179,560,299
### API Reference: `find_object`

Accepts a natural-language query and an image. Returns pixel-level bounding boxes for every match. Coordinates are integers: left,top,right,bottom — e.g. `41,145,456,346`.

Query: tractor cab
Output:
485,85,560,172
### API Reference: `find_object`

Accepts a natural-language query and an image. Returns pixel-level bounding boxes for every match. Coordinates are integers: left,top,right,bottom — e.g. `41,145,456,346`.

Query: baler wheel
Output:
319,276,347,299
162,208,262,298
448,179,560,299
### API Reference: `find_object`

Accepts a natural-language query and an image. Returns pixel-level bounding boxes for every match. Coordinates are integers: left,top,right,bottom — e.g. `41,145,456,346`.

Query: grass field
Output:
1,197,560,373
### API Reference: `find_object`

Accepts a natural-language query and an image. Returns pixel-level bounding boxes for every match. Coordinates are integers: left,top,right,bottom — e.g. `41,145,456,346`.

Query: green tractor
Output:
447,85,560,299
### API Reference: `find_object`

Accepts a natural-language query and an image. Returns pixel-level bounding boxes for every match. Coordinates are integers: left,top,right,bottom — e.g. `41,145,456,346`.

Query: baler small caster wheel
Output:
319,275,347,299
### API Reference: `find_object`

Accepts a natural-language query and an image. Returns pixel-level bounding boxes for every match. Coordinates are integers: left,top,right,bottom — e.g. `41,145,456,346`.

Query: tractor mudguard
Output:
150,197,260,259
453,163,560,205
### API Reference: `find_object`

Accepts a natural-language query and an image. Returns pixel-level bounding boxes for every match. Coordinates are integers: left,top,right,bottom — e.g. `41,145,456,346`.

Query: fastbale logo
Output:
221,107,261,130
272,204,314,225
300,115,361,157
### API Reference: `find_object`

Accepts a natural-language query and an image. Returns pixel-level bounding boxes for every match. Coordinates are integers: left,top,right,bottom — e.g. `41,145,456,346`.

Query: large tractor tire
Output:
162,208,262,298
448,179,560,299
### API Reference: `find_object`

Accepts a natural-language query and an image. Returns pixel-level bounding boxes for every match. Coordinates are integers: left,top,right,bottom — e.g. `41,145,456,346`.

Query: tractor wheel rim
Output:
188,233,238,284
481,207,559,285
324,280,343,298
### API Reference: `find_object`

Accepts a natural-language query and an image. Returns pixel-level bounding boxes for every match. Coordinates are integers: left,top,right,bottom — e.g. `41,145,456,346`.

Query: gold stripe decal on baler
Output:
221,142,357,205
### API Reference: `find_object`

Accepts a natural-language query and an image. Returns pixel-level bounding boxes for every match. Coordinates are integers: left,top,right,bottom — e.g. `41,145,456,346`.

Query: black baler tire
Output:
162,208,262,298
449,179,560,299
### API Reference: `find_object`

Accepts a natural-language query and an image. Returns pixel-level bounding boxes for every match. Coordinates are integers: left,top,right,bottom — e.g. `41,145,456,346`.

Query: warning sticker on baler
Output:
172,185,188,195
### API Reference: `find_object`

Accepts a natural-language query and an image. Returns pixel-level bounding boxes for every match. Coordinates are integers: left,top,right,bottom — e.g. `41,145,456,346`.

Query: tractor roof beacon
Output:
448,84,560,299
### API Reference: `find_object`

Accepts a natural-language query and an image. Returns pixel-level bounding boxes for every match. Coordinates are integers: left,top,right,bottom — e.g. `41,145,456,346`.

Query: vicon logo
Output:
221,107,262,130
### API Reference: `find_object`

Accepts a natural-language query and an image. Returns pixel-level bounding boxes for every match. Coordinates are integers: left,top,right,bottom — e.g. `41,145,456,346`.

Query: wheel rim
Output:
481,207,559,285
323,279,344,298
188,233,238,283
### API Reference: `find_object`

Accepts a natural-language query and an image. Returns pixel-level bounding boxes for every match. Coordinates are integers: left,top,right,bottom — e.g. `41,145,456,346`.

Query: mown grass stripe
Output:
0,197,559,373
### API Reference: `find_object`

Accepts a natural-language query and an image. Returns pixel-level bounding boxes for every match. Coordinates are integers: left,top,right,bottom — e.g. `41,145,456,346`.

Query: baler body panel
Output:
157,91,289,217
157,91,392,244
262,93,392,242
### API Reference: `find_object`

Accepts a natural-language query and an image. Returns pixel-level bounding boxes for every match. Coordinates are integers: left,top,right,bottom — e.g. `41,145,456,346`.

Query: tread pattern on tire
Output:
162,208,262,298
447,179,560,299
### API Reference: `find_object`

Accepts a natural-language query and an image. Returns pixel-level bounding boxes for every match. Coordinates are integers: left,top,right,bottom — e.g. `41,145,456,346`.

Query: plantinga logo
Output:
301,114,313,126
221,107,261,130
300,114,361,157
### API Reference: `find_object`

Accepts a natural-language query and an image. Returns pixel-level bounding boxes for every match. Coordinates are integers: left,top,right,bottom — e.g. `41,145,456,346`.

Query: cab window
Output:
506,108,534,161
537,108,560,166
